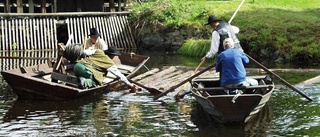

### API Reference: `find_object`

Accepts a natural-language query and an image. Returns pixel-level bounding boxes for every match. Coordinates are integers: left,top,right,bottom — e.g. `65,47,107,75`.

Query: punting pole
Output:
229,0,246,24
246,54,313,101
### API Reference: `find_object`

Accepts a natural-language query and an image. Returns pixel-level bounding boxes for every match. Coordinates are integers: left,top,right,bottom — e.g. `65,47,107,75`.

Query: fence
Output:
0,12,136,51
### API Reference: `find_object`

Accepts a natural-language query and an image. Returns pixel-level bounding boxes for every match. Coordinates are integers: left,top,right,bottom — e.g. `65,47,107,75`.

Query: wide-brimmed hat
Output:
205,15,222,25
88,28,100,37
104,46,121,56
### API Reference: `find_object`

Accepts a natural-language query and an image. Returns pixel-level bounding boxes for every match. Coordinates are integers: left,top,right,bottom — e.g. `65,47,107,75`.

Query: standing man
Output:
201,15,242,62
85,28,108,50
216,38,258,94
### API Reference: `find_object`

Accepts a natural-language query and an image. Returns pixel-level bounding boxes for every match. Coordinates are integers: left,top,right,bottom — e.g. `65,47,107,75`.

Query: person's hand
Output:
128,84,137,93
201,56,207,62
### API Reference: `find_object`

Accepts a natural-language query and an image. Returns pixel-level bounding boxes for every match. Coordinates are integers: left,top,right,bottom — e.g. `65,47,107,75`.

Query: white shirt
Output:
85,37,108,50
205,31,220,58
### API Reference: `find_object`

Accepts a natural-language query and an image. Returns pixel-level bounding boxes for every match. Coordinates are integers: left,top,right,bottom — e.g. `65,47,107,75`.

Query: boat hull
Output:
191,76,274,123
1,52,149,100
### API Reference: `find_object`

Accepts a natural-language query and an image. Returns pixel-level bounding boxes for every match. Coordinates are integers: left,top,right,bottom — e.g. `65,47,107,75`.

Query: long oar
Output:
154,63,216,100
128,79,163,95
246,54,313,101
175,59,206,99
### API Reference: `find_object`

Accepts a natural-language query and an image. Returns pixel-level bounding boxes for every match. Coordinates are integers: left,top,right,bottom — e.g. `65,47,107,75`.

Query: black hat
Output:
205,15,221,25
104,46,121,56
88,28,100,37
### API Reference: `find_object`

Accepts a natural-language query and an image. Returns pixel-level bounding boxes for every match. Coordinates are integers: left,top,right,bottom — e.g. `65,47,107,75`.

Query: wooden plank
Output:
53,19,57,50
8,19,12,50
80,17,85,45
116,16,125,48
36,18,40,49
76,17,80,43
29,0,34,13
22,18,26,50
44,18,48,49
105,16,112,46
197,85,272,91
17,0,23,13
0,12,131,17
123,15,136,48
30,18,34,49
48,18,52,49
51,72,78,85
18,19,22,50
119,15,129,48
1,18,4,49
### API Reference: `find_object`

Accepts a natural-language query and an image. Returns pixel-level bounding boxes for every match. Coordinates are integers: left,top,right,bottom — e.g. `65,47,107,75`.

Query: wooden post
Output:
28,0,34,13
76,0,82,12
5,0,11,13
53,0,57,13
17,0,23,13
109,0,115,12
117,0,121,12
41,0,46,13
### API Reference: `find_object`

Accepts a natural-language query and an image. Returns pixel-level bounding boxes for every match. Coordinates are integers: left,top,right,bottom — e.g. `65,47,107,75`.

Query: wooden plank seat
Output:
197,85,272,95
197,85,272,91
20,64,53,77
51,72,79,86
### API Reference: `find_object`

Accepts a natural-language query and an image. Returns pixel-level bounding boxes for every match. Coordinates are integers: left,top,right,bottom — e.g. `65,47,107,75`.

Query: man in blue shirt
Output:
216,38,258,94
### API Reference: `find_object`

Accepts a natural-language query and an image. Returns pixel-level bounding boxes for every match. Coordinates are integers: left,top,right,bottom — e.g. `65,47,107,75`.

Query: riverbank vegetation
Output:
129,0,320,64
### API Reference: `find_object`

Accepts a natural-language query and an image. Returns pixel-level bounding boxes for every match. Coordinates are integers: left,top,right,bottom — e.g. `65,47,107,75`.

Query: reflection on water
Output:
0,91,275,136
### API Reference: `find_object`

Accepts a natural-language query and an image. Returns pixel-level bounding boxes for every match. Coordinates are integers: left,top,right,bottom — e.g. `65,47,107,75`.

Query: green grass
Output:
129,0,320,64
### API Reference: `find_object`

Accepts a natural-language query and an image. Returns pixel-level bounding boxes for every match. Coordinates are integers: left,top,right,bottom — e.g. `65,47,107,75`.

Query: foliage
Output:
177,39,210,57
129,0,320,64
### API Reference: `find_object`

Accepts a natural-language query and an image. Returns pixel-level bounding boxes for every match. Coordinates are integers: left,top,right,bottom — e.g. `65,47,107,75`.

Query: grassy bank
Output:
129,0,320,64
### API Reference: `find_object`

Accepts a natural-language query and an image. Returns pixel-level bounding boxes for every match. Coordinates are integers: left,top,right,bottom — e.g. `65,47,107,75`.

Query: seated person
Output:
63,44,135,92
216,38,258,94
85,28,108,50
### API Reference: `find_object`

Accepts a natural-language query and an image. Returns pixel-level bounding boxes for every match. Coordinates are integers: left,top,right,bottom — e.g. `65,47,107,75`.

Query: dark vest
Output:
215,23,241,54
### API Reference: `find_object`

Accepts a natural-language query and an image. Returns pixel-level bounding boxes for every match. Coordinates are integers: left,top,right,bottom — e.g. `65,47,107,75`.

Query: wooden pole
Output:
246,54,313,101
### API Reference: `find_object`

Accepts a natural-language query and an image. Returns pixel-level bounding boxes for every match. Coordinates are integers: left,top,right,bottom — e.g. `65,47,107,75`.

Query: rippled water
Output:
1,82,320,136
1,51,320,136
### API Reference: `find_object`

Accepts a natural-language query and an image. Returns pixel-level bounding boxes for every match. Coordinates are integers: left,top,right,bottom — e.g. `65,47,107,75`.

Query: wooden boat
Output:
190,75,274,123
1,52,149,100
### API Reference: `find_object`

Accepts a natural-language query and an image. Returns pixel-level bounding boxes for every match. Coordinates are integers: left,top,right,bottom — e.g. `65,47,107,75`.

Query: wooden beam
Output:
41,0,46,13
53,0,57,13
28,0,34,13
5,0,11,13
16,0,23,13
109,0,115,12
